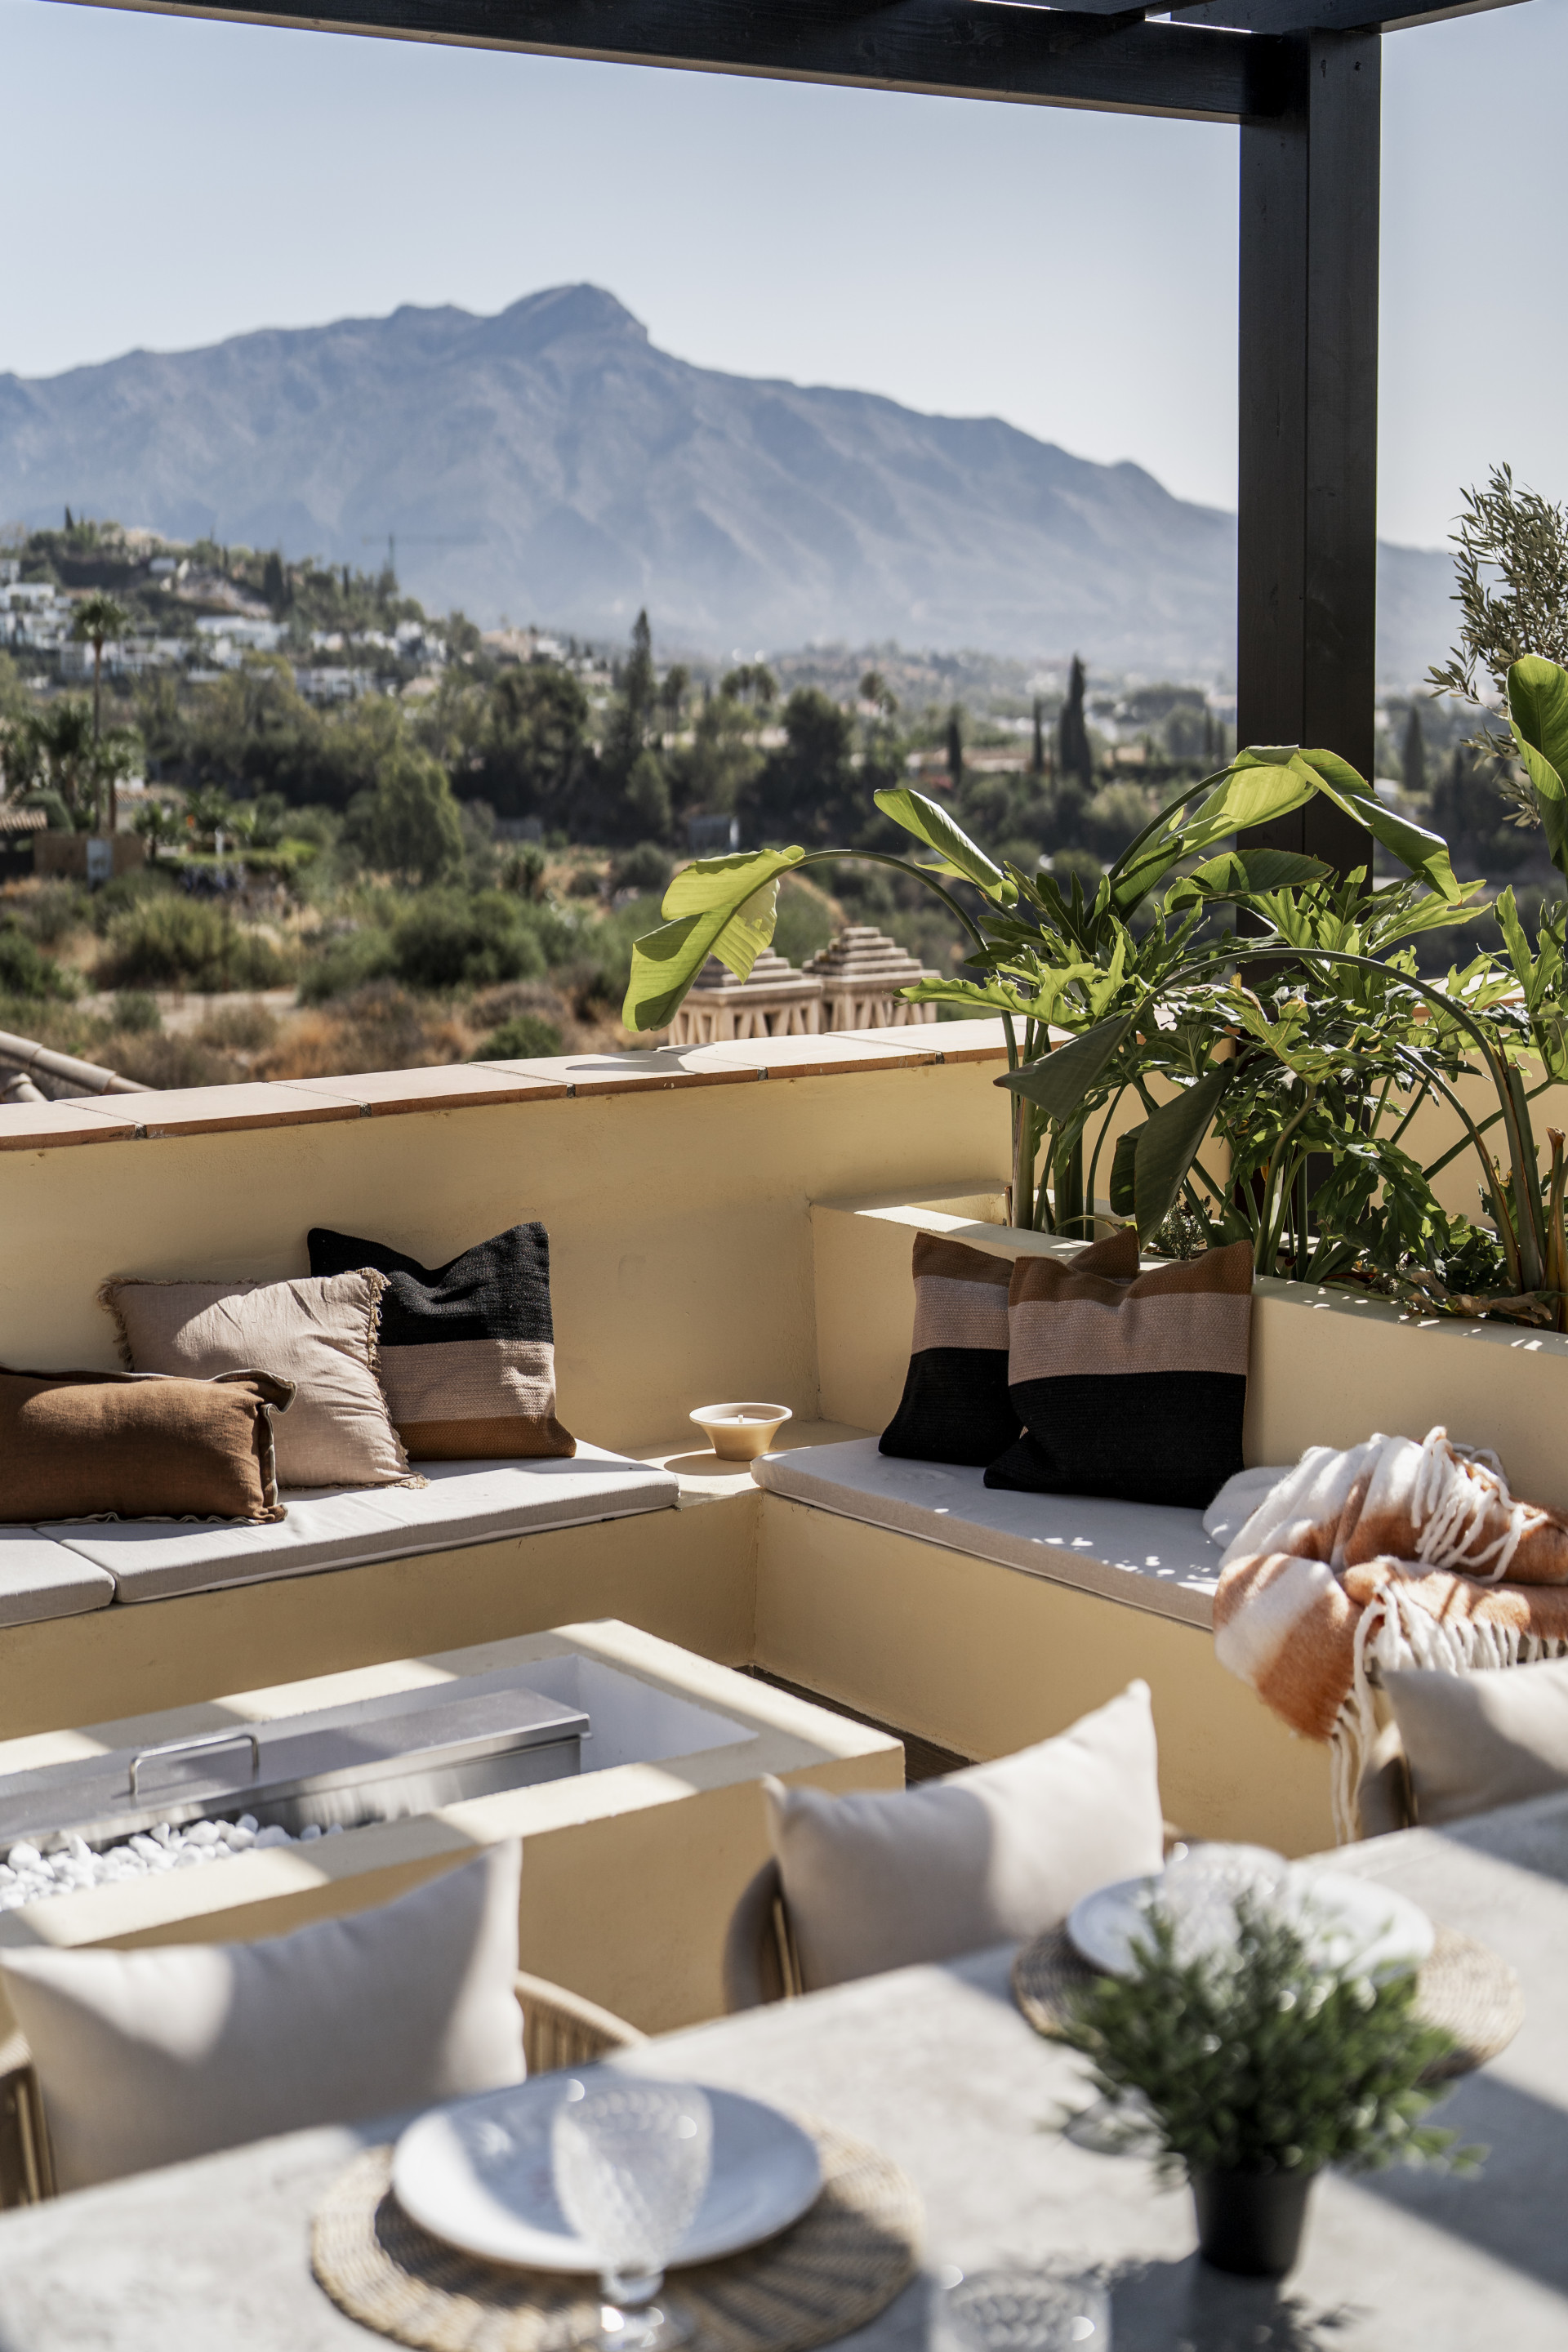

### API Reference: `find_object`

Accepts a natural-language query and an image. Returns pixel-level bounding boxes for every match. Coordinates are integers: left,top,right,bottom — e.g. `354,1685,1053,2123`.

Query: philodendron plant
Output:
624,744,1463,1234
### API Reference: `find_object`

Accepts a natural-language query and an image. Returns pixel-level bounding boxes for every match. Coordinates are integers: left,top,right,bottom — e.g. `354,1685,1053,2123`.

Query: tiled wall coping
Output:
0,1020,1012,1152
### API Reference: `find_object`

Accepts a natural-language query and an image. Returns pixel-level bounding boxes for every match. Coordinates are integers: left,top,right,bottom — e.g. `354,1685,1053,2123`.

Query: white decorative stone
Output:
0,1801,368,1908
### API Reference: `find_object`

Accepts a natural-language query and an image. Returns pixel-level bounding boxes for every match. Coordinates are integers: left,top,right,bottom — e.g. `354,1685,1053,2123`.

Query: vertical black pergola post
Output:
68,0,1533,875
1239,25,1382,871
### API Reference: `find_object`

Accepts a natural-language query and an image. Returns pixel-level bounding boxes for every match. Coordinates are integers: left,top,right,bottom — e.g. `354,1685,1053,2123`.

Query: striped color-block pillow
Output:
879,1232,1021,1466
307,1223,575,1463
987,1235,1253,1509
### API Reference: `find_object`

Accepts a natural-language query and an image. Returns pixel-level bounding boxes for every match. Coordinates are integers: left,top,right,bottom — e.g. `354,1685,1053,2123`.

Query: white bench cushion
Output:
49,1448,679,1605
752,1437,1223,1627
0,1534,116,1628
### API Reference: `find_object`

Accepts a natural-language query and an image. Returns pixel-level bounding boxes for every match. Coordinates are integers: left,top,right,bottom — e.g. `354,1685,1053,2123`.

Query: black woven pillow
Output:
879,1233,1021,1467
307,1223,574,1461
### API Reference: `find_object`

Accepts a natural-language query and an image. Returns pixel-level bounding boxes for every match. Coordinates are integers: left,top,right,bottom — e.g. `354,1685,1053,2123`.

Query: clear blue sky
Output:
2,0,1561,550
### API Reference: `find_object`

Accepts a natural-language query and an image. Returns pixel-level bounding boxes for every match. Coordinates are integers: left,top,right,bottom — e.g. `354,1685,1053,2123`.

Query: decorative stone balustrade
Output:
666,927,940,1045
666,949,825,1045
804,926,938,1031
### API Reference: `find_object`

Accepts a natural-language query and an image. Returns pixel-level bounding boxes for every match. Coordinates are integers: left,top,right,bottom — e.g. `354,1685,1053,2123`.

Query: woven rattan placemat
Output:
1012,1920,1522,2082
313,2119,923,2352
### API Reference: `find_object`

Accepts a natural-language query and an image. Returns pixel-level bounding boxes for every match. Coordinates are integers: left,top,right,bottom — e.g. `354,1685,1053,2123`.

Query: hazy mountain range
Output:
0,283,1454,680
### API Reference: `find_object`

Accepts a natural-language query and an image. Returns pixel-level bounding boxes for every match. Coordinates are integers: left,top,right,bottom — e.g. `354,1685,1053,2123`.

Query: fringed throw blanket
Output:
1212,1428,1568,1839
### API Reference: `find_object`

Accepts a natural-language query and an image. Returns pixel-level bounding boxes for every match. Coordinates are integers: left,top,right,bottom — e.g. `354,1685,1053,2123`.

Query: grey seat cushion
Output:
51,1447,679,1604
0,1533,116,1628
752,1437,1223,1627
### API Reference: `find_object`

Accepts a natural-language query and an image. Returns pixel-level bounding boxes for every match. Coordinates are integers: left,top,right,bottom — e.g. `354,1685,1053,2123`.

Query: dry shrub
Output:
106,1032,242,1089
468,979,564,1028
10,883,87,950
197,1000,283,1054
257,982,466,1080
97,898,296,992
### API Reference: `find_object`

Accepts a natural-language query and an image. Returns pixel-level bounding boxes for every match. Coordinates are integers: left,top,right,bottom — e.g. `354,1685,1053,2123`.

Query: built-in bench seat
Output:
0,1535,117,1628
0,1447,679,1619
749,1438,1334,1853
751,1437,1232,1627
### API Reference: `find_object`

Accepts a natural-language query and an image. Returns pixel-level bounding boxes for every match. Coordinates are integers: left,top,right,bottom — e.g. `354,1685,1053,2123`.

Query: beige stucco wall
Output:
0,1058,1009,1457
0,1491,761,1743
1379,1056,1568,1224
753,1493,1335,1856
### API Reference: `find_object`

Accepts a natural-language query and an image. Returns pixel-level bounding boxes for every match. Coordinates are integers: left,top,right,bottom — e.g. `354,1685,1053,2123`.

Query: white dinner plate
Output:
393,2076,823,2272
1067,1863,1435,1981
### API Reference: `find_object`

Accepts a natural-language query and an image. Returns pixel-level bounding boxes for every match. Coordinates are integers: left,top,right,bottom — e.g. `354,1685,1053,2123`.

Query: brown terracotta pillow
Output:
0,1366,293,1524
100,1272,415,1491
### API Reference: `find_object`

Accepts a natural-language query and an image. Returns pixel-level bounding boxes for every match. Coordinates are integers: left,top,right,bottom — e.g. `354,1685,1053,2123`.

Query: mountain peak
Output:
478,283,649,356
0,287,1451,674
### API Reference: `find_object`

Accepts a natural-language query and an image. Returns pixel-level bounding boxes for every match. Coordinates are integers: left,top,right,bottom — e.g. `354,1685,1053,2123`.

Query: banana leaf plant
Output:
1000,870,1568,1324
1508,654,1568,880
624,745,1463,1228
1024,873,1486,1284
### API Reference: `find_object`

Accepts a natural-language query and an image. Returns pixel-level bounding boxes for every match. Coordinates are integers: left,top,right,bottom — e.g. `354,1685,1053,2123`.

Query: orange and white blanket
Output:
1211,1428,1568,1838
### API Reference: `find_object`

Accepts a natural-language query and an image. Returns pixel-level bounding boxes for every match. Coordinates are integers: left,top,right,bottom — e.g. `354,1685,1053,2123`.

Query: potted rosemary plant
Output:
1058,1899,1476,2276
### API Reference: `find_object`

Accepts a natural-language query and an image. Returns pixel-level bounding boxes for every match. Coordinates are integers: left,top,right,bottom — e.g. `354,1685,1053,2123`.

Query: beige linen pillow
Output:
764,1680,1164,1990
0,1841,524,2189
101,1272,414,1490
1382,1658,1568,1827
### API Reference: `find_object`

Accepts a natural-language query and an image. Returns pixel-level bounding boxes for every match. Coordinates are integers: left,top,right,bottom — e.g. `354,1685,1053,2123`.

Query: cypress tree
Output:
625,609,656,740
1031,697,1045,776
946,703,964,787
1401,704,1428,799
1057,655,1094,795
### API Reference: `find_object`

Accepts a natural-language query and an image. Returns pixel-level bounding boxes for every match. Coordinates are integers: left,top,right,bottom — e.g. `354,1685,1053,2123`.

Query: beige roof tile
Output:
287,1066,570,1114
131,1084,364,1138
0,1098,140,1152
479,1050,761,1097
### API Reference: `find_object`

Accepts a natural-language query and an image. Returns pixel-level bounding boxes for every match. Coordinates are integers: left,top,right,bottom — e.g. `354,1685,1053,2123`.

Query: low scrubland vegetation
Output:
4,473,1564,1088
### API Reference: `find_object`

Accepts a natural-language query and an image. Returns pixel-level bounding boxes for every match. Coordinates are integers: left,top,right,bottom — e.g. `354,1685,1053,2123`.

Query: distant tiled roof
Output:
0,806,48,835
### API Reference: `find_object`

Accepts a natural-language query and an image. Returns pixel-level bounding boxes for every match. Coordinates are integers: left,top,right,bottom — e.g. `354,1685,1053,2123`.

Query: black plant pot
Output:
1191,2167,1318,2277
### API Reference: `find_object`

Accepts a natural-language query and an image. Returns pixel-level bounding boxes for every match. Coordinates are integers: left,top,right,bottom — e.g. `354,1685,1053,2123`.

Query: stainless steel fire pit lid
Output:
0,1681,589,1852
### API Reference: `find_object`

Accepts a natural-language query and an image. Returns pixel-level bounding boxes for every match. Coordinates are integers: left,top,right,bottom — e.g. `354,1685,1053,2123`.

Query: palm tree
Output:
21,699,97,827
72,591,131,831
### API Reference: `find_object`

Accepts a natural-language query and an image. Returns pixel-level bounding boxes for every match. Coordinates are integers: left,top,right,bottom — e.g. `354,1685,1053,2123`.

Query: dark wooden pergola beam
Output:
65,1,1284,124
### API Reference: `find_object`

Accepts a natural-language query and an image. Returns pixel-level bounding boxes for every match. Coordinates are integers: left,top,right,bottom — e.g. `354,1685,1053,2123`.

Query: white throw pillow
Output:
1383,1657,1568,1827
765,1682,1164,1990
0,1841,524,2190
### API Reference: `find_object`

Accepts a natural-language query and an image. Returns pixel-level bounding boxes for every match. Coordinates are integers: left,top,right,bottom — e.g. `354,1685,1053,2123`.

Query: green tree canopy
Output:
467,662,590,822
748,687,858,845
345,746,465,885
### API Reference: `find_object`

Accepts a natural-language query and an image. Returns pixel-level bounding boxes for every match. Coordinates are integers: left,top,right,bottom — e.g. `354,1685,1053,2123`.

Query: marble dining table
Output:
1,1792,1566,2352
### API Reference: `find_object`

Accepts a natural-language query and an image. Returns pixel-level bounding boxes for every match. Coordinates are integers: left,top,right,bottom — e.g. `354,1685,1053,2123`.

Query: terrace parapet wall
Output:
0,1022,1013,1461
